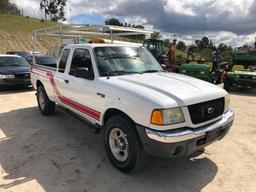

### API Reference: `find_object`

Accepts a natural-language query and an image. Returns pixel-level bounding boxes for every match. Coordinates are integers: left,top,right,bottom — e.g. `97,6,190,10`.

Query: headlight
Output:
224,94,230,112
0,74,15,79
235,75,240,78
181,70,186,73
151,107,185,125
252,76,256,80
200,71,205,74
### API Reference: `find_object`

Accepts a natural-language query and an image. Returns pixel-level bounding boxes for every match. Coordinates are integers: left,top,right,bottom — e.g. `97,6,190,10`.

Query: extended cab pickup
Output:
30,44,234,172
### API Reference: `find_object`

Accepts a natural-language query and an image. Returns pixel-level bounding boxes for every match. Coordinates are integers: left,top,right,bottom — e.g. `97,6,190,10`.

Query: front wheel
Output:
37,85,55,115
104,115,148,173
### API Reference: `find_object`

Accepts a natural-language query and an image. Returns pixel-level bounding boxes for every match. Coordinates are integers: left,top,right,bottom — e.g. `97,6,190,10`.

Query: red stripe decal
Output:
31,66,101,121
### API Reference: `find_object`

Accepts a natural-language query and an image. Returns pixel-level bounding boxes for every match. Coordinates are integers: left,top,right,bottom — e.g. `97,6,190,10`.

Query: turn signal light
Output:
150,110,163,125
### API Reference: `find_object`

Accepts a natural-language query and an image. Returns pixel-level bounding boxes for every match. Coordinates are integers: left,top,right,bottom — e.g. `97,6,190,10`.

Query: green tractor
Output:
223,48,256,91
179,46,229,84
143,39,180,72
143,39,166,64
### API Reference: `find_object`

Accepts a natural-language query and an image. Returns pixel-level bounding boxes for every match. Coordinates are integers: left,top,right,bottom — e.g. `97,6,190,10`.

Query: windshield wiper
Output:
142,70,162,73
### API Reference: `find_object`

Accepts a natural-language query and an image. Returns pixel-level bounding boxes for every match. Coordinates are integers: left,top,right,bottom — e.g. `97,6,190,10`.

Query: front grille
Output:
15,73,30,79
188,97,224,124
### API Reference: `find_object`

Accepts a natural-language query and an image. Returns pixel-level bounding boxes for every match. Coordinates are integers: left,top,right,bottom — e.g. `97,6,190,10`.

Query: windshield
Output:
0,57,30,67
36,56,56,65
17,52,31,59
94,46,163,76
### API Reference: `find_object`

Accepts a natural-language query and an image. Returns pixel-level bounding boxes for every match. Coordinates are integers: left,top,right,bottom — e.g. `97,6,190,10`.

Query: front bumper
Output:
136,110,234,158
0,78,31,86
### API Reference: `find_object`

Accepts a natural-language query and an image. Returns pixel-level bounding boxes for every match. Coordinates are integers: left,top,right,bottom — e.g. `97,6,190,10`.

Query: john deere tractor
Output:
143,39,167,64
179,46,229,84
223,47,256,91
143,39,180,72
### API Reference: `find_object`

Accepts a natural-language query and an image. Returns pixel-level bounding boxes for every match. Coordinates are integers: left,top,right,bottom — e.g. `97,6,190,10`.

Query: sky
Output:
10,0,256,47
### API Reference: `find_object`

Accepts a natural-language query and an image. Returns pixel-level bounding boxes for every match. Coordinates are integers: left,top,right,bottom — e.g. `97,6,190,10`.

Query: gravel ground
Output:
0,87,255,192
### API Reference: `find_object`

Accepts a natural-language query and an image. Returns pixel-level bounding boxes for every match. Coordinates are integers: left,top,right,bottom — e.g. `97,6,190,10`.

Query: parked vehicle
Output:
0,55,31,89
6,51,31,59
26,55,57,68
224,48,256,91
143,39,180,72
179,47,229,84
30,44,234,172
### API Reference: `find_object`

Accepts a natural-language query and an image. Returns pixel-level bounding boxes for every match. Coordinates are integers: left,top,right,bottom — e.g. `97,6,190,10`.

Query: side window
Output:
69,48,94,80
58,49,70,73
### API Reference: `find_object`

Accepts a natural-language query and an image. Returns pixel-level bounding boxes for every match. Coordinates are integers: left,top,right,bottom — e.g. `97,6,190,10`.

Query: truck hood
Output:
101,72,226,106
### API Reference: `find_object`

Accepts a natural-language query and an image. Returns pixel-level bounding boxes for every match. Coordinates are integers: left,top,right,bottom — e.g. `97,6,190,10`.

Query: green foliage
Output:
0,0,21,15
176,41,187,51
0,13,56,33
195,36,214,50
40,0,67,21
150,32,161,40
105,17,145,29
105,18,123,26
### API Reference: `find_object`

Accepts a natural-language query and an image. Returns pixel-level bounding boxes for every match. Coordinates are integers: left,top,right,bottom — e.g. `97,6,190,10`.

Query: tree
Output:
105,18,123,26
150,32,161,40
176,41,187,51
218,43,228,51
40,0,67,21
201,36,209,48
0,0,21,15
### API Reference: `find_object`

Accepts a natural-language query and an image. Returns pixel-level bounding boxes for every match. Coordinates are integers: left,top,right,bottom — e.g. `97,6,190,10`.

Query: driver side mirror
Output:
74,68,92,80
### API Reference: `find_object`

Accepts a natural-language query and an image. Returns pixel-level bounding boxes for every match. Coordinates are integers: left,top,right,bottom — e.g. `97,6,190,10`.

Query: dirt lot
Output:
0,87,255,192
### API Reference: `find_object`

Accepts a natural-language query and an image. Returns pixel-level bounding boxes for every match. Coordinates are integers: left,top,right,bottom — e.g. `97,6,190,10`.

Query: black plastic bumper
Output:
136,111,234,158
0,78,31,86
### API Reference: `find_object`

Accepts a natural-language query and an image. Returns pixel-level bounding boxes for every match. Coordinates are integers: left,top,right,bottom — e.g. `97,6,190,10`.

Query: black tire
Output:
37,85,55,115
224,78,231,92
104,115,148,173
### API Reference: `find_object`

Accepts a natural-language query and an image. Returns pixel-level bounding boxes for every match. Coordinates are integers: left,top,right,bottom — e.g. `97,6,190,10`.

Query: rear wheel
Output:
37,85,55,115
104,115,148,173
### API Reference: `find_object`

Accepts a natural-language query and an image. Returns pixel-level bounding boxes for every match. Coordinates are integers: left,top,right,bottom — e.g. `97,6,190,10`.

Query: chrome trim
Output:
146,110,234,143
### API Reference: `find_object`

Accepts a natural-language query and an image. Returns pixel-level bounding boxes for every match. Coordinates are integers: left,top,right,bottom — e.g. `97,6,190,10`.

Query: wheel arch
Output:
102,108,135,126
36,80,43,89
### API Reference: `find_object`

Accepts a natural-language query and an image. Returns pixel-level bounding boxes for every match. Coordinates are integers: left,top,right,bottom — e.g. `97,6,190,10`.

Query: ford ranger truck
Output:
30,44,234,173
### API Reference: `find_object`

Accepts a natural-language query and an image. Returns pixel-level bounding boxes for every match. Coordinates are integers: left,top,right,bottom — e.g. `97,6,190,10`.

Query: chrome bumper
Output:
145,110,234,143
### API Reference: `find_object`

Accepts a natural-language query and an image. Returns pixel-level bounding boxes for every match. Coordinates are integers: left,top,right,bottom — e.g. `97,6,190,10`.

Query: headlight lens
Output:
252,76,256,80
181,70,186,73
235,75,240,78
0,74,15,79
200,71,205,74
151,107,185,125
224,94,230,112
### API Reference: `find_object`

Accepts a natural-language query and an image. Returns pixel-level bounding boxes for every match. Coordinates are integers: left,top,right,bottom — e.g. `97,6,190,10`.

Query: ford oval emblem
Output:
208,107,215,114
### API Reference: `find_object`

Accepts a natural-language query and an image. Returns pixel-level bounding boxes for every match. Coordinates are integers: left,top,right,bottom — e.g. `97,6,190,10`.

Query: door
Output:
54,48,71,101
62,48,101,123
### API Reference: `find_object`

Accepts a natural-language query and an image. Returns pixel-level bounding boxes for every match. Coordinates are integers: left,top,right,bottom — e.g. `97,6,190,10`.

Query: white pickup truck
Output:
31,44,234,172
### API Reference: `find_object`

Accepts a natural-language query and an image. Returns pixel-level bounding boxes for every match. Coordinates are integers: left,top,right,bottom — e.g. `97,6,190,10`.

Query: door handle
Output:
64,79,69,84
